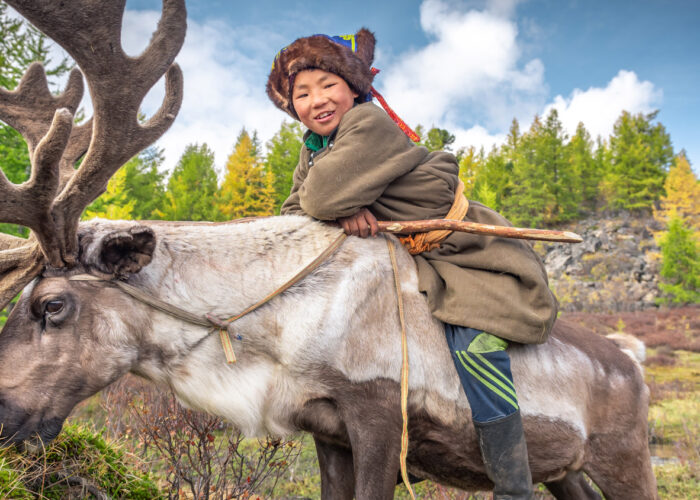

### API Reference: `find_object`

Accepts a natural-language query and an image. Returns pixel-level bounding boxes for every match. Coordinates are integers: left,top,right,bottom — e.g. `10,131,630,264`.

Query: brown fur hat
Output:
266,29,376,120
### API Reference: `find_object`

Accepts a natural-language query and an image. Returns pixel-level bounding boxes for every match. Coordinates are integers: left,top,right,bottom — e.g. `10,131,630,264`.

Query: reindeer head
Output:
0,222,159,446
0,0,186,446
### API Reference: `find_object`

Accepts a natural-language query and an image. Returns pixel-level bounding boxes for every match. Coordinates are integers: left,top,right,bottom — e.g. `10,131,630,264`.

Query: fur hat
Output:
266,29,376,120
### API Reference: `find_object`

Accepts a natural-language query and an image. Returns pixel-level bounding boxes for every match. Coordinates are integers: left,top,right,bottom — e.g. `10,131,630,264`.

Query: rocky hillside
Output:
537,214,665,312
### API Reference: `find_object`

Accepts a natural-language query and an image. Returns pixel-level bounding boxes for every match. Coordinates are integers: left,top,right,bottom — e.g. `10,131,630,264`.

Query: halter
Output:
69,233,348,364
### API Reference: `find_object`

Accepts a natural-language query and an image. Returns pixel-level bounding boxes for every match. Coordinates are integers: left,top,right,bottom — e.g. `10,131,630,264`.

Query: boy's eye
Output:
294,93,308,99
324,83,336,89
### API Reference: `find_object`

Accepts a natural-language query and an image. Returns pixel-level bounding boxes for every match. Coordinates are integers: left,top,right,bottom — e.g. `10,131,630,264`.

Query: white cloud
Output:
379,0,546,131
118,10,283,174
452,125,505,153
543,70,662,140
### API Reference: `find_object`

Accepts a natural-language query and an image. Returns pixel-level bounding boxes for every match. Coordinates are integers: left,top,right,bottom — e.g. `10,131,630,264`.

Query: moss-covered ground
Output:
0,423,160,499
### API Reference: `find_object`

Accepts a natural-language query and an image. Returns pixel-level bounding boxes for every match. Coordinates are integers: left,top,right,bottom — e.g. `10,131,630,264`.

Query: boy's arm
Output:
298,105,428,220
280,156,310,215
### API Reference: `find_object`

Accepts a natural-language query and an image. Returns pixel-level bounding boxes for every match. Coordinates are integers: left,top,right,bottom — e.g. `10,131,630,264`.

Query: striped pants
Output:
444,324,519,424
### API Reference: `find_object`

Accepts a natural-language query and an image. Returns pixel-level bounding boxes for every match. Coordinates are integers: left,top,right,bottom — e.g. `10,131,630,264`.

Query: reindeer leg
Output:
346,419,402,499
544,471,602,500
337,381,403,500
314,436,355,500
584,433,658,500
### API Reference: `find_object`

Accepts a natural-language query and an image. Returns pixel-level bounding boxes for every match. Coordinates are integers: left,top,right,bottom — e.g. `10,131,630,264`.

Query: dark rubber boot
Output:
474,410,534,500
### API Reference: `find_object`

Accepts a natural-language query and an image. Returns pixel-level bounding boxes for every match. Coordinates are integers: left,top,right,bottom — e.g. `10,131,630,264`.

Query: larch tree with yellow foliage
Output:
217,129,275,219
655,151,700,229
84,166,135,220
458,145,484,199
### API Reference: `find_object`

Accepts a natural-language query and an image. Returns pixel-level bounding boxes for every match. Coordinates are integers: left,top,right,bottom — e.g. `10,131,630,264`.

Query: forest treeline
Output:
1,2,698,305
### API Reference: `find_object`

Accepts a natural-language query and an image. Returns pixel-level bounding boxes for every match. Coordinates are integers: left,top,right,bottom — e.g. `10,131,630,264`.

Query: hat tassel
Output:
370,68,420,143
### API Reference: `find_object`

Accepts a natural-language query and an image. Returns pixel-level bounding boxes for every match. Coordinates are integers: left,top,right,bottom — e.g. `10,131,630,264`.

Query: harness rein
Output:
69,232,416,499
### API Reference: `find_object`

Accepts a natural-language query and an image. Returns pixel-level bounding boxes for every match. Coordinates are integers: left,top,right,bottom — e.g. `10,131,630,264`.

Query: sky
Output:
15,0,700,174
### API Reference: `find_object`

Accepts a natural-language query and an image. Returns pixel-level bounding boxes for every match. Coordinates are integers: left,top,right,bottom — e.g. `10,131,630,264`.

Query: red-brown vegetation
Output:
562,305,700,351
76,376,300,499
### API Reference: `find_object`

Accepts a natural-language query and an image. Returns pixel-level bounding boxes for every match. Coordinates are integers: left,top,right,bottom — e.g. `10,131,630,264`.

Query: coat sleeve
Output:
298,104,429,220
280,156,309,215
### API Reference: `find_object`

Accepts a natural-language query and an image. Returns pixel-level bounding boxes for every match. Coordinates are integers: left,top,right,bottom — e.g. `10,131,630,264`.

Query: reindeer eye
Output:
45,300,64,315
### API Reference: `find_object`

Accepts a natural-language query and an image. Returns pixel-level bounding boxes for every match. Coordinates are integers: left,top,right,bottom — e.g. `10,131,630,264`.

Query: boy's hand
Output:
338,208,379,238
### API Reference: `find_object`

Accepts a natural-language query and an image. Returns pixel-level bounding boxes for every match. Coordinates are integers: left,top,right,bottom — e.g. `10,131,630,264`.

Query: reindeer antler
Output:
0,64,90,306
0,0,186,310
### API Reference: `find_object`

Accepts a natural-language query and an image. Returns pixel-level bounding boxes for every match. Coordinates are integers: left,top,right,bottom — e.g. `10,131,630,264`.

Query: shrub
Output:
90,377,301,499
657,216,700,305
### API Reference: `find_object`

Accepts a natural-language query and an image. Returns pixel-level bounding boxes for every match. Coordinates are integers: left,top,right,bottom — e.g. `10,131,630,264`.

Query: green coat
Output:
281,102,557,344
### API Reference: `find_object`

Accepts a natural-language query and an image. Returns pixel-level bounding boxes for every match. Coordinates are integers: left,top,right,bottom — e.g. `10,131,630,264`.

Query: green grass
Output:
655,463,700,499
647,350,700,446
648,394,700,443
646,348,700,499
0,423,161,499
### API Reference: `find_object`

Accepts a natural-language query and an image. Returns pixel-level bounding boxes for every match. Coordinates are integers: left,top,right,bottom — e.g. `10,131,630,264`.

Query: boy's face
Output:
292,69,358,136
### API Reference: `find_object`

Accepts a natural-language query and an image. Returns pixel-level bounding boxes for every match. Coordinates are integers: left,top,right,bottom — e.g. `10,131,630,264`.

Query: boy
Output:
267,29,557,500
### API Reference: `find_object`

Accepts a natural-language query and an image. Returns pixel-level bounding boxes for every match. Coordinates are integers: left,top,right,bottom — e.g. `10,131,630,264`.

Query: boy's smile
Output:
292,69,358,136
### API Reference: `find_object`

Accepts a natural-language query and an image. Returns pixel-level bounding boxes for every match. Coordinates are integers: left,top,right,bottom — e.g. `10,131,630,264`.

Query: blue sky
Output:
43,0,700,173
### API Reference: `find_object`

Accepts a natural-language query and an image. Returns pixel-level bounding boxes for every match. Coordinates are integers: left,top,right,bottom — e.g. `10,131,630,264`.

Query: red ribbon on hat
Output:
370,68,421,143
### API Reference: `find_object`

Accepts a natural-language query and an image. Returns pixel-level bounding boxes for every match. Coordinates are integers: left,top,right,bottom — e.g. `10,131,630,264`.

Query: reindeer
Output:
0,1,657,499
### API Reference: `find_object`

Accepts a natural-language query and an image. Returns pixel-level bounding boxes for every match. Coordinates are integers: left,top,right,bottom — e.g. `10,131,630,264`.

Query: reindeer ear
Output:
99,226,156,277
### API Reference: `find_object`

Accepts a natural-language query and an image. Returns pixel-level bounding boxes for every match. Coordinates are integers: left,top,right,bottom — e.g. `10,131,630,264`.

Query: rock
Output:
543,214,662,312
547,252,573,276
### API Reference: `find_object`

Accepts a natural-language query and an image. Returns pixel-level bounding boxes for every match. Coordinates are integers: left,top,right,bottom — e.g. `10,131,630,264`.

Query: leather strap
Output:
399,179,469,255
386,237,416,500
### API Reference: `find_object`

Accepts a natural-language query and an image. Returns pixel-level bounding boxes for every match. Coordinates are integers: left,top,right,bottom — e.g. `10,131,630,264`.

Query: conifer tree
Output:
159,144,219,221
120,147,167,220
78,148,166,221
458,146,484,199
265,121,303,213
657,216,700,305
424,127,456,152
471,145,511,212
413,125,456,152
506,115,553,225
655,152,700,229
543,109,579,221
606,111,673,211
504,119,520,157
84,167,135,220
593,137,613,211
504,112,578,225
217,129,275,219
567,122,598,212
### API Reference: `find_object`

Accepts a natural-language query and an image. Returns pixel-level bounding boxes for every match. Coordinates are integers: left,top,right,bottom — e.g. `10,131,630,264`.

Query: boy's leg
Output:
444,324,533,500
